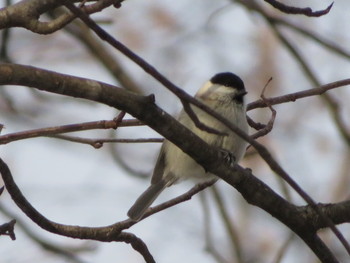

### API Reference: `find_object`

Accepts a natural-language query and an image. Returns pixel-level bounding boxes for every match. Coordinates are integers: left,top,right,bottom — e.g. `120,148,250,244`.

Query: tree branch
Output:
263,0,333,17
247,79,350,110
114,232,155,263
0,119,118,145
0,0,124,34
50,134,162,147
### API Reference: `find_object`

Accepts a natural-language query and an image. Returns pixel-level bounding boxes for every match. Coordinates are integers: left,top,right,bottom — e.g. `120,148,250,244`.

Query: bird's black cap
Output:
210,72,245,91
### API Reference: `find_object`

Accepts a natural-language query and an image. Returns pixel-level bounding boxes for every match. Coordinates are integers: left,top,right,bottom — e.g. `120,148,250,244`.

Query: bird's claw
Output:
219,149,236,168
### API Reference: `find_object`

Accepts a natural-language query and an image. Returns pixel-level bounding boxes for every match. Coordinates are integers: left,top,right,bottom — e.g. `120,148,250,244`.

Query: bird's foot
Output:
219,149,236,168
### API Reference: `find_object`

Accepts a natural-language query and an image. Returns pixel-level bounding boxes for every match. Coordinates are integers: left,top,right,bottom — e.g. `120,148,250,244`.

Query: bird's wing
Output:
151,143,167,184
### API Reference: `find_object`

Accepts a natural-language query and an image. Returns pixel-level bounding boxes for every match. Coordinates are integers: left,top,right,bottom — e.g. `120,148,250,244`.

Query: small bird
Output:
127,72,249,220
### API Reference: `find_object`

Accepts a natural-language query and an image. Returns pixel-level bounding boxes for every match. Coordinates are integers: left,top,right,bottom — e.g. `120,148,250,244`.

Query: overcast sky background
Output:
1,0,350,262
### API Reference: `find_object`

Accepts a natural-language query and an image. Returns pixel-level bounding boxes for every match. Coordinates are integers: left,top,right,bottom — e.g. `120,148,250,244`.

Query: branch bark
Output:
0,0,124,34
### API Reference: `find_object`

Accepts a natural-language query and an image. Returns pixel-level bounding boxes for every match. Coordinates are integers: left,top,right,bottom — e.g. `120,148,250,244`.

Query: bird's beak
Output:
237,90,247,97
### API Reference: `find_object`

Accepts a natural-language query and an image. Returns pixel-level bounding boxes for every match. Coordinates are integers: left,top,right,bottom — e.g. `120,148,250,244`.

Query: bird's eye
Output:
233,95,244,104
232,90,247,103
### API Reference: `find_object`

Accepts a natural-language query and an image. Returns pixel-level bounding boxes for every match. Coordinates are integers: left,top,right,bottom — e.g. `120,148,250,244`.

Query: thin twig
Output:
249,78,291,200
0,118,144,145
250,77,276,139
247,79,350,110
139,180,217,221
263,0,333,17
115,232,155,263
50,134,163,148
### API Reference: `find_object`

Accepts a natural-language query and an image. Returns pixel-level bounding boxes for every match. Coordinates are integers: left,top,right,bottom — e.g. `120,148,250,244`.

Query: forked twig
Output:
0,219,16,240
250,77,276,139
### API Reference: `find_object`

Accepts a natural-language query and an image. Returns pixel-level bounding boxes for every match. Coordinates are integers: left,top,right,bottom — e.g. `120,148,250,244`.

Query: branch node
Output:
0,219,16,240
92,142,103,149
113,111,126,129
145,94,156,104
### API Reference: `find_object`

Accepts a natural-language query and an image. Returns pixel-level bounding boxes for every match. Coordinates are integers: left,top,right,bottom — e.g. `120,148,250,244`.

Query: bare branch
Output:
50,134,163,147
0,0,125,34
140,180,216,220
263,0,333,17
115,232,155,263
248,79,350,110
0,119,119,145
250,77,276,139
0,112,152,148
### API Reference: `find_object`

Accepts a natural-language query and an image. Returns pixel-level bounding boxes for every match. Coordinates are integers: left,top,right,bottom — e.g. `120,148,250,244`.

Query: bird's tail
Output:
127,181,167,221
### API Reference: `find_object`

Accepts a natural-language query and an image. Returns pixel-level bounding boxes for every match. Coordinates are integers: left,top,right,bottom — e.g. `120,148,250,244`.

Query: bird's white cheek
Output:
195,81,213,99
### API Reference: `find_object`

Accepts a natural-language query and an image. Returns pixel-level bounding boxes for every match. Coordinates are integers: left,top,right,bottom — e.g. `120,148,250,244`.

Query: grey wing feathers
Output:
151,143,167,184
127,143,168,221
127,180,167,221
